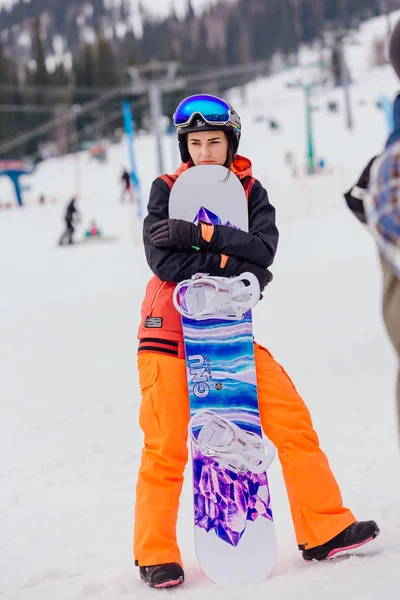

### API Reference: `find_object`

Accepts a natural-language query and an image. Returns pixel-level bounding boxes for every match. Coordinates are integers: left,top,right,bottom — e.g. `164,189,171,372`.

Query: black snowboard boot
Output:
302,520,380,562
139,562,184,588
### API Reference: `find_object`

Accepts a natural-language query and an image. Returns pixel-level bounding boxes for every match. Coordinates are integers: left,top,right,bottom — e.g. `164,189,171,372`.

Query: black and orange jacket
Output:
138,155,279,358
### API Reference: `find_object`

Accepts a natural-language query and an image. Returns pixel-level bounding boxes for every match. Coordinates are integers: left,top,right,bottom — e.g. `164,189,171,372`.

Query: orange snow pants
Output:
134,343,355,567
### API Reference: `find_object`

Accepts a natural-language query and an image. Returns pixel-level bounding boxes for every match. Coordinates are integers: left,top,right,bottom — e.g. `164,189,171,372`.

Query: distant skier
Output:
120,169,134,203
133,94,379,589
59,196,80,245
344,18,400,437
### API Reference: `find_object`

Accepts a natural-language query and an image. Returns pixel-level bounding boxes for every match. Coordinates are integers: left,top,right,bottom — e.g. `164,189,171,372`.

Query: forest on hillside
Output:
0,0,395,158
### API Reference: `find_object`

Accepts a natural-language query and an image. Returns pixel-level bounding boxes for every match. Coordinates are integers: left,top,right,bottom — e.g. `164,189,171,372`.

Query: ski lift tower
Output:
127,61,181,175
287,60,327,175
324,19,358,132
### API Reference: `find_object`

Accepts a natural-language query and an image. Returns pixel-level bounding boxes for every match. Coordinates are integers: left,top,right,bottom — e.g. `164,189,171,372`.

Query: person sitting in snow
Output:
84,220,102,238
133,93,379,589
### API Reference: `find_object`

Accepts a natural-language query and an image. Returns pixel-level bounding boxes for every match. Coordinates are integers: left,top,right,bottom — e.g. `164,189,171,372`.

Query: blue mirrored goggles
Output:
173,94,231,128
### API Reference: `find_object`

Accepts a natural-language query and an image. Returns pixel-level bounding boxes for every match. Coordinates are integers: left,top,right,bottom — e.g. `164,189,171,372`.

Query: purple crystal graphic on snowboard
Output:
193,449,273,547
194,206,238,229
195,206,221,225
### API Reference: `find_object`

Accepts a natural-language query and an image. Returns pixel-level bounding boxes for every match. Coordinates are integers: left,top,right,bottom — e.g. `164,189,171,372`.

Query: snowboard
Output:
169,165,276,586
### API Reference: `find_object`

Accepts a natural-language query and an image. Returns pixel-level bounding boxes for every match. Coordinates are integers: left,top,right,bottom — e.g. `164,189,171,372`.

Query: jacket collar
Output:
231,155,253,179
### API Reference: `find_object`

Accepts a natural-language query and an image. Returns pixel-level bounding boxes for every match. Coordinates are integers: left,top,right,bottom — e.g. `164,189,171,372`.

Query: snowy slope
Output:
1,11,400,600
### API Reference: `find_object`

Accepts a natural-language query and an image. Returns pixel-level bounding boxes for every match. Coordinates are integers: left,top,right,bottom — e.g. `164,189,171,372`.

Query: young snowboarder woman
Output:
134,94,379,589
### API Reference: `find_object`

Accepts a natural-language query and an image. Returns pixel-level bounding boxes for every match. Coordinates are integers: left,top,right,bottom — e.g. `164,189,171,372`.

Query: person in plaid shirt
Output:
344,19,400,436
366,100,400,279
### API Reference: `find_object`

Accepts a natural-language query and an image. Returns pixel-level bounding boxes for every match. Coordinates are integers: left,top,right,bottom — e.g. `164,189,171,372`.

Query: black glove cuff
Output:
192,223,202,248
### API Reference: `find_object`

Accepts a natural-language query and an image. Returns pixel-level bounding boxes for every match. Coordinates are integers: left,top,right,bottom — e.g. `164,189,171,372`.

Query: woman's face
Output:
187,131,228,166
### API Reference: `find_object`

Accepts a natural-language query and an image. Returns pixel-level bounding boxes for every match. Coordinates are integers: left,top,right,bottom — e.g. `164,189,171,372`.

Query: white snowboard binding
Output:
173,272,260,321
190,410,275,475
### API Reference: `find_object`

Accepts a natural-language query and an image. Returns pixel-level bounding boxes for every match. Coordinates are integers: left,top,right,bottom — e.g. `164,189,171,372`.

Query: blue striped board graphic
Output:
169,165,276,585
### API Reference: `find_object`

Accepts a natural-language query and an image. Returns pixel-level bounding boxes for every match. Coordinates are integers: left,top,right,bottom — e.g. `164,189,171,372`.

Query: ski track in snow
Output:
2,11,400,600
